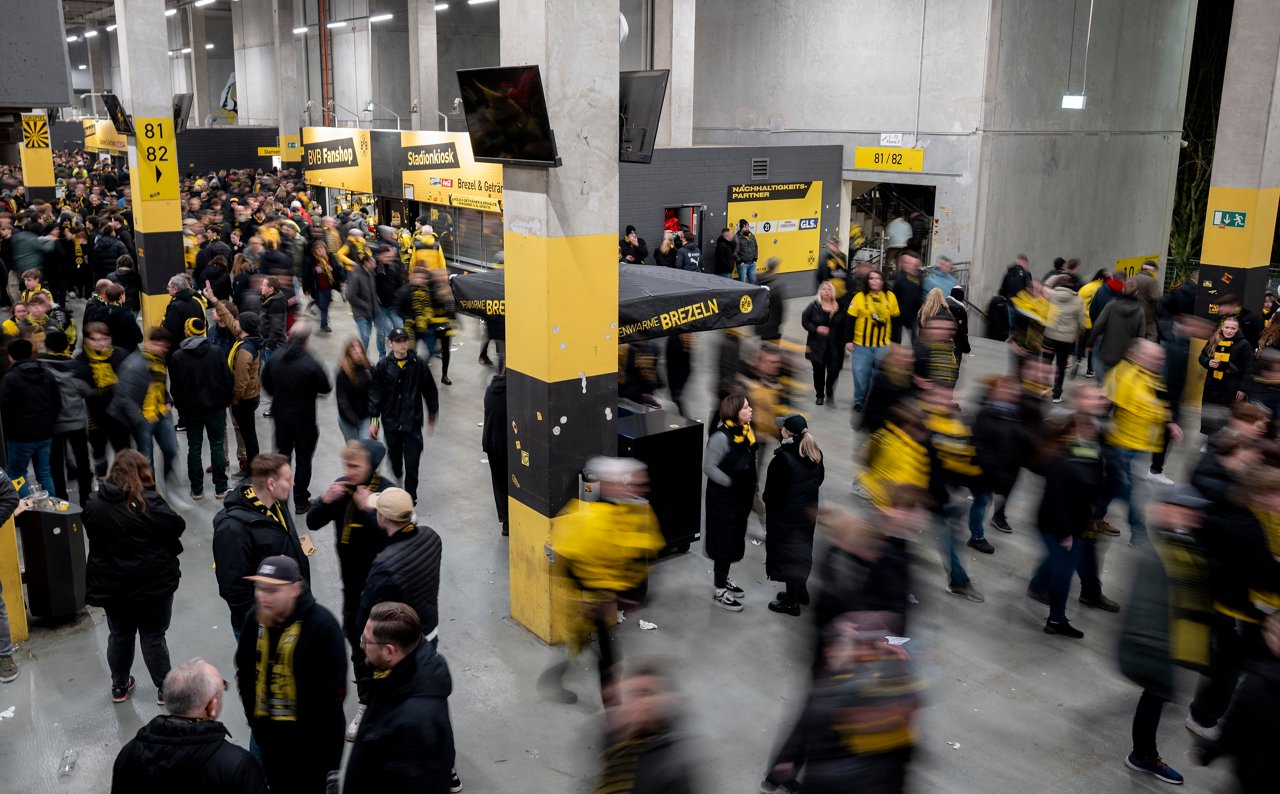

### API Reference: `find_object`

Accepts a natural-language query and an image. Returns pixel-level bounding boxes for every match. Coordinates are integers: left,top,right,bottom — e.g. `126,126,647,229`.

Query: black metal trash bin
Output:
617,410,703,555
17,503,86,621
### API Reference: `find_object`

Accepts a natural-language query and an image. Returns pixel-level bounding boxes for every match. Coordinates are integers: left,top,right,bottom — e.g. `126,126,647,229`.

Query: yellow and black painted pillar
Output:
18,112,55,203
499,0,620,643
114,0,185,330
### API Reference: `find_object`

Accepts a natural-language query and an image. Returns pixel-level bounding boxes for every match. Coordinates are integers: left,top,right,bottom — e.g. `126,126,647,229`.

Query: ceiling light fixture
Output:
106,24,117,31
326,20,345,28
369,13,393,22
78,64,87,70
435,3,448,9
293,26,309,34
67,35,79,42
194,0,216,6
468,0,496,5
181,47,192,53
1061,94,1086,110
205,42,214,49
165,8,178,16
83,30,98,38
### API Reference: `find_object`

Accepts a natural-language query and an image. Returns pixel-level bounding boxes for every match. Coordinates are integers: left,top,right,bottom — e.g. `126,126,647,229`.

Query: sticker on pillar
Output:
21,114,49,149
521,451,530,466
1212,210,1247,229
135,118,179,202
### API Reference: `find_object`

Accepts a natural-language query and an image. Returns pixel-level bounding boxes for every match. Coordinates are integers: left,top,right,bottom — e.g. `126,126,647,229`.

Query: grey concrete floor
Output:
0,293,1239,793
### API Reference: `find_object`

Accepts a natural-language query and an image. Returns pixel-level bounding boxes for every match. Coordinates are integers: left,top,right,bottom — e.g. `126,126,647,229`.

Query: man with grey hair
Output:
112,658,268,791
924,255,959,297
161,270,209,346
262,320,333,513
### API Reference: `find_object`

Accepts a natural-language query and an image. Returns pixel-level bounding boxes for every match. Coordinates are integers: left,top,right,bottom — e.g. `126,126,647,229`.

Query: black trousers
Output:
1190,615,1247,727
811,353,843,400
1131,689,1165,759
88,415,132,477
51,428,92,504
230,397,261,467
1047,337,1074,399
386,428,424,500
487,449,508,529
713,560,732,588
104,596,174,689
275,421,318,504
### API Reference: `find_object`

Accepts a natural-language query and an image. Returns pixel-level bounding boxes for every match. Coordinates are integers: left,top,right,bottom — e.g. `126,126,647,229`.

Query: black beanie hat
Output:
238,311,261,337
7,338,34,361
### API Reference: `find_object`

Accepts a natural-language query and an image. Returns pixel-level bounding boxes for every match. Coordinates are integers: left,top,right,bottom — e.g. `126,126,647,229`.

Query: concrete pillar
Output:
499,0,620,643
273,0,300,135
115,0,185,329
1195,0,1280,319
652,0,693,147
408,0,439,129
187,5,211,127
86,32,108,94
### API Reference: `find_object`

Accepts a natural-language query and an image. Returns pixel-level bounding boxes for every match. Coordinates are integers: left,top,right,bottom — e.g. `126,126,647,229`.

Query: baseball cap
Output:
368,488,415,523
244,555,303,585
776,414,809,435
388,327,410,342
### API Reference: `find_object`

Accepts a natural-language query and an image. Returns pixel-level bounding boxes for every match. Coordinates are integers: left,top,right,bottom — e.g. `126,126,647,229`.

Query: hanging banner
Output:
726,181,823,275
399,130,503,211
19,113,55,199
83,119,127,154
302,127,373,193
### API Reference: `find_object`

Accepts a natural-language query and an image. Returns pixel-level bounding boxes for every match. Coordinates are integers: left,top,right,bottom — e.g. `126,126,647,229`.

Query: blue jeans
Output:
314,288,332,329
1097,445,1147,543
373,307,400,358
338,417,371,444
933,499,970,588
851,344,888,407
130,414,180,481
355,315,373,352
5,439,55,497
736,261,757,284
417,331,437,358
0,575,12,656
1029,532,1086,622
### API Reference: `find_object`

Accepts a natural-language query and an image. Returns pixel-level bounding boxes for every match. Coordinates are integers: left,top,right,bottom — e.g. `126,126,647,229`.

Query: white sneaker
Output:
1147,470,1175,486
346,703,367,742
1184,715,1220,742
713,588,744,612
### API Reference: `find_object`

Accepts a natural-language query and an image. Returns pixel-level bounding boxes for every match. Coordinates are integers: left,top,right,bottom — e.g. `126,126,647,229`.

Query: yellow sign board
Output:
85,119,127,154
280,134,301,162
21,114,49,149
726,182,823,275
853,146,925,173
1115,254,1160,277
134,117,180,202
302,127,373,193
258,146,281,157
399,129,504,211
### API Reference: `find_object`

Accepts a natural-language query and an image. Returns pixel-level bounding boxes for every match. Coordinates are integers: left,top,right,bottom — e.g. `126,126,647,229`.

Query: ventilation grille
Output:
751,158,769,180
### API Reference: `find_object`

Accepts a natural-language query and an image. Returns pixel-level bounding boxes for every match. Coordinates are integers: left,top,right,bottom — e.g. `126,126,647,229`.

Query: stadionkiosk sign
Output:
399,130,504,212
726,181,823,275
302,127,372,193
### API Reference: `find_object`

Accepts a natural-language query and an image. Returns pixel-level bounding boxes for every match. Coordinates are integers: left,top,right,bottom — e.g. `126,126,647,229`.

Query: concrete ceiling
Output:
63,0,117,27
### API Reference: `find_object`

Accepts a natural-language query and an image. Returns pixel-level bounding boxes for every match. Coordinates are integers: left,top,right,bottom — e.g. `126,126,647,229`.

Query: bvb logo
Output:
739,295,753,313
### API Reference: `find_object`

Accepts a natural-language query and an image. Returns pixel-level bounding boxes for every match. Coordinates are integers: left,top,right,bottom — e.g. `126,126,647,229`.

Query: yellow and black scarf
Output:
722,419,756,447
254,620,302,720
340,474,382,545
243,485,288,529
141,351,167,423
84,346,119,391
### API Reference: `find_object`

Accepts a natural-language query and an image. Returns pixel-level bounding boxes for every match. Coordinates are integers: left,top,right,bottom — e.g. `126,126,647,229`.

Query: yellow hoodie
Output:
861,421,930,509
1104,359,1170,452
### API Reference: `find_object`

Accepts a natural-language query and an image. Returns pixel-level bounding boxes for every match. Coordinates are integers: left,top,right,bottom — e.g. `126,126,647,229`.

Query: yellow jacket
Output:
336,236,367,270
412,233,446,271
1104,359,1170,452
551,499,665,593
1078,279,1103,330
861,421,930,509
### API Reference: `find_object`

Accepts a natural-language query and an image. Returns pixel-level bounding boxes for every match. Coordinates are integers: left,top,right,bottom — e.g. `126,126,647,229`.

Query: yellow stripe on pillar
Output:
140,292,171,335
507,499,579,645
0,517,27,644
1201,186,1280,269
504,232,620,383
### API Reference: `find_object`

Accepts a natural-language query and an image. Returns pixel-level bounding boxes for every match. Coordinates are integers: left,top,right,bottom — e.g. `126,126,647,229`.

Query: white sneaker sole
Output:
1124,755,1183,785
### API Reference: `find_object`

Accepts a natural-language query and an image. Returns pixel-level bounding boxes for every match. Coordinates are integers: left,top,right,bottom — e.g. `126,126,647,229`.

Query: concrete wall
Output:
436,0,499,127
232,0,281,125
971,0,1196,299
0,3,74,108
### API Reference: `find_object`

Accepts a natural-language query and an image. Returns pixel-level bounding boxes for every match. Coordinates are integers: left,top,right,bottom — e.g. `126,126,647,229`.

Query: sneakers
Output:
1085,368,1095,378
991,514,1013,533
478,354,494,367
214,488,230,500
191,491,204,502
0,655,17,683
760,777,802,794
776,590,810,606
156,689,165,706
1044,619,1084,638
112,675,137,703
722,579,745,600
768,599,801,616
1092,519,1120,536
1079,593,1121,613
1148,470,1175,486
714,588,744,611
450,769,463,792
946,582,985,602
1184,715,1221,742
967,538,995,554
1125,752,1184,785
1052,397,1064,404
815,395,825,406
346,703,367,742
853,402,864,413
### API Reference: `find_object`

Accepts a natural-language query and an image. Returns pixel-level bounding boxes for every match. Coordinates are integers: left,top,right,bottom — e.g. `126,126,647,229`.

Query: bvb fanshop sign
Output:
726,181,823,276
302,127,373,193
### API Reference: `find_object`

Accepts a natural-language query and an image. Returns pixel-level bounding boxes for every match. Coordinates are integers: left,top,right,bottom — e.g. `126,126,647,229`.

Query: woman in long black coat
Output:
704,391,758,612
801,281,845,407
764,415,825,615
83,449,186,704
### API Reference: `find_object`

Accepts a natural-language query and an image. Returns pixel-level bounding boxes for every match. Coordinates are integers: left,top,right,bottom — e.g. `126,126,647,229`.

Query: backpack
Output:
999,264,1026,300
984,296,1009,340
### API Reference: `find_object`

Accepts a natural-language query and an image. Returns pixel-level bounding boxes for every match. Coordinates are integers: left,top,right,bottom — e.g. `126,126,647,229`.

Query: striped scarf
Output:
721,419,756,447
141,350,168,423
84,346,118,391
254,620,302,720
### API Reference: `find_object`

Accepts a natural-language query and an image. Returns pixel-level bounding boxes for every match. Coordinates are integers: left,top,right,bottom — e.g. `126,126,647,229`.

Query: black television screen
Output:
620,70,669,164
457,66,560,167
173,93,195,133
101,93,134,136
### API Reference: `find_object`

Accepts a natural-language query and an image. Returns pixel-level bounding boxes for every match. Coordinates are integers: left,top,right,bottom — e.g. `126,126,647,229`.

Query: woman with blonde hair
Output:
917,286,951,328
801,280,845,406
335,337,373,442
763,414,825,615
653,230,679,269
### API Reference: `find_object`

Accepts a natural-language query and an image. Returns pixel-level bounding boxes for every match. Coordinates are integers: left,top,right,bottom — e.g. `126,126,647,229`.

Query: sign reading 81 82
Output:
134,117,179,202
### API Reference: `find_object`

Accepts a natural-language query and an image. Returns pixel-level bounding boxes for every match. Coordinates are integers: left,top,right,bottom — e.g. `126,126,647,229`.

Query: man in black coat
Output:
234,556,346,794
92,224,128,279
161,273,208,346
170,320,234,500
345,602,456,793
889,251,924,343
261,321,332,513
713,227,737,277
0,338,62,496
112,658,268,793
212,453,312,638
370,327,438,501
482,373,508,535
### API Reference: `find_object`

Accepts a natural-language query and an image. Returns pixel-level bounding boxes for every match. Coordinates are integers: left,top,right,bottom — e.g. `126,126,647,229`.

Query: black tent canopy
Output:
449,264,771,343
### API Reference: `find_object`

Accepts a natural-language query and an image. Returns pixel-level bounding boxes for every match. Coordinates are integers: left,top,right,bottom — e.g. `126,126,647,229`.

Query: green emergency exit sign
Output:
1212,210,1247,228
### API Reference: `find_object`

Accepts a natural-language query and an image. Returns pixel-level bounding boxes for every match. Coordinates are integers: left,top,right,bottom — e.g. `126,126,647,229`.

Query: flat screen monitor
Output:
173,93,195,133
101,93,134,136
457,66,560,167
619,70,669,164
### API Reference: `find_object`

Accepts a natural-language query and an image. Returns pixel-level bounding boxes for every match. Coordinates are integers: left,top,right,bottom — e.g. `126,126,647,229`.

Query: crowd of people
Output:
3,151,1280,792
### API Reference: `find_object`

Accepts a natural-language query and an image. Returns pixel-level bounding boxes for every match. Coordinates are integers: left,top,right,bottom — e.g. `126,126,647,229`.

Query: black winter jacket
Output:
763,439,824,584
369,352,439,433
482,374,507,453
1036,441,1103,540
261,340,332,427
305,440,389,595
84,482,185,605
356,523,443,637
169,335,233,412
713,236,736,275
108,266,142,312
112,716,268,794
93,234,128,277
375,262,406,308
801,300,844,364
213,484,312,629
258,292,288,351
971,401,1029,495
335,365,373,427
344,640,456,793
0,359,62,441
161,288,207,343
